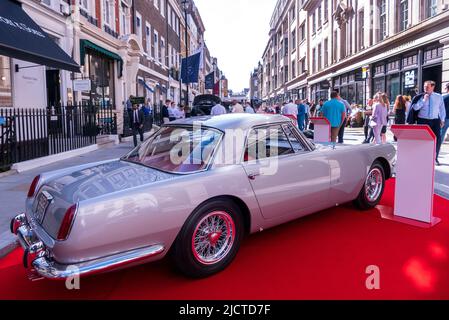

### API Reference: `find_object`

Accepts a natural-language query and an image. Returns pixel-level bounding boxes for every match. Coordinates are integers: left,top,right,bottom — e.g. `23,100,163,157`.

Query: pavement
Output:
0,127,448,257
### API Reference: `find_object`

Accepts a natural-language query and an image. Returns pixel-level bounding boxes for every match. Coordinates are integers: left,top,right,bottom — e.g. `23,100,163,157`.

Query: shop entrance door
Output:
46,69,61,107
422,64,442,93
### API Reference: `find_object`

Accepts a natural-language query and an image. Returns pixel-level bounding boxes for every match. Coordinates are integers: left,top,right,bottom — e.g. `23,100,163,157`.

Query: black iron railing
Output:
0,104,117,172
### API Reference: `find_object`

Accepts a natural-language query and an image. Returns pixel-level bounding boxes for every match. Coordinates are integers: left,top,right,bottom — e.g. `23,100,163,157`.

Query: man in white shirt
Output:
211,103,227,116
281,100,298,118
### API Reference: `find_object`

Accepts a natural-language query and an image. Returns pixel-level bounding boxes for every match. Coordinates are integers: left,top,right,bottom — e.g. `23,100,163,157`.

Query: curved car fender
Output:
50,165,263,265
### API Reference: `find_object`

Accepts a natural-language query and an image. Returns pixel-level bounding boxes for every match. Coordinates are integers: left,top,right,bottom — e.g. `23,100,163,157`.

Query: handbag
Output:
369,119,377,128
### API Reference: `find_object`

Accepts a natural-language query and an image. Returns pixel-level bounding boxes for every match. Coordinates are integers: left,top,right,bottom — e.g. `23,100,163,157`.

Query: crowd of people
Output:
126,81,449,165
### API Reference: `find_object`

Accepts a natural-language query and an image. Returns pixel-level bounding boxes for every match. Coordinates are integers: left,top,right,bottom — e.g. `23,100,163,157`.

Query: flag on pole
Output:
181,52,201,84
213,81,220,95
205,72,215,89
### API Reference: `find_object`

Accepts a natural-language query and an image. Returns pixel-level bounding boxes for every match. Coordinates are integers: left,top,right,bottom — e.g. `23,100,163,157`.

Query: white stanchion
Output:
388,124,441,228
310,117,331,143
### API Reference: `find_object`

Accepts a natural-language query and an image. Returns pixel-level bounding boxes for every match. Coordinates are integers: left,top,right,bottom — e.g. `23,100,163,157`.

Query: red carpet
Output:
1,179,449,300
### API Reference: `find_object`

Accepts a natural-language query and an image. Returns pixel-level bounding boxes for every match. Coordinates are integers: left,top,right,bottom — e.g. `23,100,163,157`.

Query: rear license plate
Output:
35,191,52,224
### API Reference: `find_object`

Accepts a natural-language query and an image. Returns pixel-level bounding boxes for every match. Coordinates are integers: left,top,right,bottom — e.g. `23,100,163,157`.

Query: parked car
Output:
191,94,223,116
11,114,395,279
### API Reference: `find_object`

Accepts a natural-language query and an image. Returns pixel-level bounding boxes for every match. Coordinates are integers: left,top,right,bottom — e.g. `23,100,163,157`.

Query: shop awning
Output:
0,0,79,72
80,39,123,78
138,79,154,93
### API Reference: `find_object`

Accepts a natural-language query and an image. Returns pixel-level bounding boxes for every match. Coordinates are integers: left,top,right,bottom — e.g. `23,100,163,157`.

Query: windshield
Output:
122,126,223,174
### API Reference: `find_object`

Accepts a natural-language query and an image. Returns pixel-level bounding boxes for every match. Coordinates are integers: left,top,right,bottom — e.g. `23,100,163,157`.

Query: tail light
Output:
57,204,77,241
27,175,41,198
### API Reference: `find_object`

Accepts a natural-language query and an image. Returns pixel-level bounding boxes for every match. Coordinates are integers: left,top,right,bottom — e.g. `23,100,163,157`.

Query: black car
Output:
191,94,224,116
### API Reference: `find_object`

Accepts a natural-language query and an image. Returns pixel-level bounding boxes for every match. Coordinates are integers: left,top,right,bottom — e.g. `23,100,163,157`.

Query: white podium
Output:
388,124,441,228
310,117,330,143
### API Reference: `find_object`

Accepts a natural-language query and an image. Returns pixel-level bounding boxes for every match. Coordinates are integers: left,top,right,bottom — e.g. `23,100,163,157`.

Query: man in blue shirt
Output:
413,81,446,165
321,91,346,142
296,99,306,131
440,83,449,161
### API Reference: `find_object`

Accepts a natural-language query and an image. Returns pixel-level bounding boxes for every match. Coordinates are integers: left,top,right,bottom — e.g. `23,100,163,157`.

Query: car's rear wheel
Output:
171,199,243,278
354,161,385,210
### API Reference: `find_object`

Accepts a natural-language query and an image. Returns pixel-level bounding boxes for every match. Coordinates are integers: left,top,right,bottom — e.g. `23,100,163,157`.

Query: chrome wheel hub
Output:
365,168,383,202
192,211,235,265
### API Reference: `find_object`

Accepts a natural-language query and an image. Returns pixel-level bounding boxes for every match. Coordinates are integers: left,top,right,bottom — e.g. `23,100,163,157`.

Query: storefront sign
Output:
73,79,91,92
404,70,415,88
130,97,145,105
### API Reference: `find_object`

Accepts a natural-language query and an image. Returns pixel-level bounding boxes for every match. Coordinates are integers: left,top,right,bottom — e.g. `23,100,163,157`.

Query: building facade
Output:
256,0,449,106
1,0,222,134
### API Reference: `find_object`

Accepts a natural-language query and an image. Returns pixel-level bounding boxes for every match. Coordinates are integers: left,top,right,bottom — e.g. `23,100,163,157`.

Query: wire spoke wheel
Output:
364,167,383,202
191,211,235,265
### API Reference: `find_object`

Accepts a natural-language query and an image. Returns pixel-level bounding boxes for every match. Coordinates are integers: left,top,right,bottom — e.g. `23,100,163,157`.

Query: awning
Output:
138,79,154,93
0,0,79,72
80,39,123,78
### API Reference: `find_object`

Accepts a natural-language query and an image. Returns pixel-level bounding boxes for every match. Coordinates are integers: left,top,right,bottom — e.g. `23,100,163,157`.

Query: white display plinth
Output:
390,124,441,227
310,117,330,143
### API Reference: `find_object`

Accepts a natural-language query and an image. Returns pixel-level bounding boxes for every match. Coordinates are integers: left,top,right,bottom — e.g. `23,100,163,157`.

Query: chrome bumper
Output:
10,213,165,280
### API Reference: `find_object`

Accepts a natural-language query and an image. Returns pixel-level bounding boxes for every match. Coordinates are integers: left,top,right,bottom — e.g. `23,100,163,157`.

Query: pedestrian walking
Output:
130,103,145,147
321,91,346,143
296,99,306,131
231,100,244,113
393,95,407,141
411,80,446,165
363,98,375,144
371,93,389,144
336,91,351,144
439,83,449,158
281,100,298,124
162,100,171,124
245,102,255,114
211,102,227,116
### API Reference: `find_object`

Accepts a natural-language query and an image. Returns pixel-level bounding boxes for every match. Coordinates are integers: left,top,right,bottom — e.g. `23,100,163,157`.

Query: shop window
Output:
386,74,400,103
424,46,443,63
387,60,400,73
348,73,355,82
373,77,385,94
402,54,418,67
84,52,116,108
356,82,364,105
347,84,355,104
0,56,12,106
334,77,340,86
341,74,348,84
374,63,385,76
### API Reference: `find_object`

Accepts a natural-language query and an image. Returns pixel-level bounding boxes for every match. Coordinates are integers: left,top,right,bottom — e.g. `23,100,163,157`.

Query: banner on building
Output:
205,72,215,89
181,52,201,84
213,81,220,95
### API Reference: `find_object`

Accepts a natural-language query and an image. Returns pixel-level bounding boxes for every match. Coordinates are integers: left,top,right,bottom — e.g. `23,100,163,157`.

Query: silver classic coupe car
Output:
11,114,395,279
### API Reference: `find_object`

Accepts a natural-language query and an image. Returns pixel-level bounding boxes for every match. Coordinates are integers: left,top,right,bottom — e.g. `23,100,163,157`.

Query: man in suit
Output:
411,80,446,165
130,103,145,147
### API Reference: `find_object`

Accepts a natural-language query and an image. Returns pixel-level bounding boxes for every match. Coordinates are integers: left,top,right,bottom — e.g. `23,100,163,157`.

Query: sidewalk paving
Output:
0,127,448,256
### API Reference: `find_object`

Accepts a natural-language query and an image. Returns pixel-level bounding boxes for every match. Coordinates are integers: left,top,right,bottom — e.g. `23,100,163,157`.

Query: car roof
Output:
166,113,291,131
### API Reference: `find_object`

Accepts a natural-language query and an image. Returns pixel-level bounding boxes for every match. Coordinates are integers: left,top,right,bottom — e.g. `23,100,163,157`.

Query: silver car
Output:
11,114,395,279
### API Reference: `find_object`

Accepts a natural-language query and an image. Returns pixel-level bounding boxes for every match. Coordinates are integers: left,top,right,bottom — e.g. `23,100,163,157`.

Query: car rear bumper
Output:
10,213,165,280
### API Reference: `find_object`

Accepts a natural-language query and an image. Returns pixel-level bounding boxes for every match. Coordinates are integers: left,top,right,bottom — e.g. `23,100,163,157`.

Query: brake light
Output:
27,175,40,198
57,204,77,241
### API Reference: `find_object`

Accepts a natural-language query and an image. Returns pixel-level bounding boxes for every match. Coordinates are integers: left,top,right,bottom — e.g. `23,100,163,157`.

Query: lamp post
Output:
181,0,190,109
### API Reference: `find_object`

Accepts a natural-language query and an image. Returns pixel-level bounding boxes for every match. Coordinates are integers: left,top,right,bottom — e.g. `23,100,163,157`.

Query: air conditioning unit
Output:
60,1,70,16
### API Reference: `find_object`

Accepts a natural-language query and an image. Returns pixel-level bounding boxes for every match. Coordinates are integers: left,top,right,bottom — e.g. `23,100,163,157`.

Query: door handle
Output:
247,173,260,180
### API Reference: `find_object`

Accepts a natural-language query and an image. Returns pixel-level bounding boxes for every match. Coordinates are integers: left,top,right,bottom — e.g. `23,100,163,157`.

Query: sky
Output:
194,0,278,93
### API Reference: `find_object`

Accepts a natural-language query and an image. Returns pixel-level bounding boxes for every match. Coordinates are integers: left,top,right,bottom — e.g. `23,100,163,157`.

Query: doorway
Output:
46,69,61,107
422,64,442,93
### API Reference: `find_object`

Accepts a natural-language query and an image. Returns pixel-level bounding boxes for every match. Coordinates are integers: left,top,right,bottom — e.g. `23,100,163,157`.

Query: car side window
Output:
244,125,294,161
282,124,306,153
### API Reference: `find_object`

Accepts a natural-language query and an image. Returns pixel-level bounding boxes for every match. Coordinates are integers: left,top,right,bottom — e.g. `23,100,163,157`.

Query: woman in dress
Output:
371,93,389,144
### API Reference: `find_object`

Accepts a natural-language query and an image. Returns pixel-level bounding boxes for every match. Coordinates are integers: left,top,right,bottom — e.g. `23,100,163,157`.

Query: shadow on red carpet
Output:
0,179,448,300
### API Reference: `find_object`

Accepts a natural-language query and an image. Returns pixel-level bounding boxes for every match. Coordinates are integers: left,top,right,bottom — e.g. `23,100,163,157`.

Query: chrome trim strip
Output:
32,244,165,279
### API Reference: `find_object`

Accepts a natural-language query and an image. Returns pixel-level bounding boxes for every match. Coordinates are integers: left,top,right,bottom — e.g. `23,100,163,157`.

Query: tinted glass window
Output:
244,125,294,161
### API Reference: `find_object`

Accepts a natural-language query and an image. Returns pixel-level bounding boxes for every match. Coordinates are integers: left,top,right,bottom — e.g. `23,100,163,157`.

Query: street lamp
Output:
181,0,190,109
